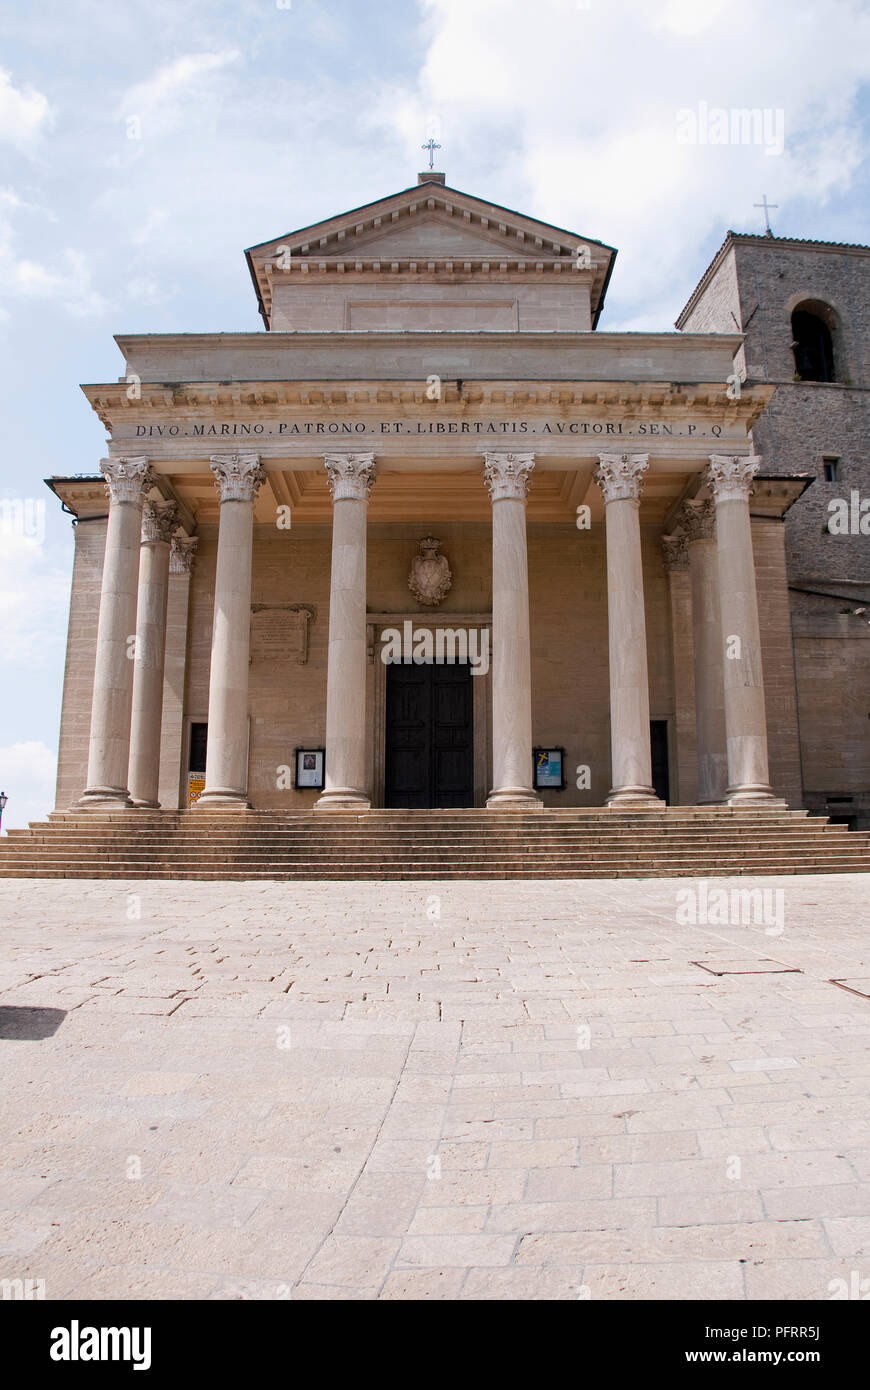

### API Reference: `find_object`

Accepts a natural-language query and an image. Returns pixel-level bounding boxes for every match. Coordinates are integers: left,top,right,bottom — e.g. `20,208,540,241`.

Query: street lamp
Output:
0,792,7,833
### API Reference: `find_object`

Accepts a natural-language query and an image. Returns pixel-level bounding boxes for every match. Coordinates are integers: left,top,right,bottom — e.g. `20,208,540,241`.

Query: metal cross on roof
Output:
421,137,442,170
754,194,779,236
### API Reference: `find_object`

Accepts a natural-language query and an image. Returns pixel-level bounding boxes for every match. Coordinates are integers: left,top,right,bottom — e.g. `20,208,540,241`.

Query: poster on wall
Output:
188,773,205,807
534,747,565,790
294,748,325,790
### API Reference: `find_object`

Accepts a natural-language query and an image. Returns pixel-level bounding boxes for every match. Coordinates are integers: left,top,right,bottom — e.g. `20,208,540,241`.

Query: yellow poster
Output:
188,774,205,807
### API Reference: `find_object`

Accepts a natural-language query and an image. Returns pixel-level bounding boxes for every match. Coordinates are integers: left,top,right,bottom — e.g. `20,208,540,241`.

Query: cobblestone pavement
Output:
1,875,869,1301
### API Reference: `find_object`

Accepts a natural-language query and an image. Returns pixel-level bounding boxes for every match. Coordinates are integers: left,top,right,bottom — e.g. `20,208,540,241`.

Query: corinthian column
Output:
128,501,178,806
315,453,376,811
158,536,198,810
482,452,541,809
79,457,156,808
595,453,663,807
680,498,728,804
660,530,697,806
706,455,782,805
197,454,266,807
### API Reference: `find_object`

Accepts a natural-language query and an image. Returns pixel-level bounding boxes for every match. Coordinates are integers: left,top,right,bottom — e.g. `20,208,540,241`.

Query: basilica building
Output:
34,173,870,851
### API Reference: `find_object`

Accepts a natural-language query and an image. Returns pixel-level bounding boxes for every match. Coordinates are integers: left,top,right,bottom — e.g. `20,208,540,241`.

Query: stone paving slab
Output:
0,873,869,1301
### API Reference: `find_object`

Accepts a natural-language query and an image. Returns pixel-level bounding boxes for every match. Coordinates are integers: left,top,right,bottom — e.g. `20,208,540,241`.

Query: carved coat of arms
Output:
408,536,452,607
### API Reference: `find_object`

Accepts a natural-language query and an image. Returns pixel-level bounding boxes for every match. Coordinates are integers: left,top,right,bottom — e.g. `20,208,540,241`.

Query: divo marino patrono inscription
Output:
132,418,733,440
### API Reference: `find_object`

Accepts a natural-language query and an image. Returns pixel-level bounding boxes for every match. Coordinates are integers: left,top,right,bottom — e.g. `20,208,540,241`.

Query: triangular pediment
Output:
245,180,617,327
308,210,566,262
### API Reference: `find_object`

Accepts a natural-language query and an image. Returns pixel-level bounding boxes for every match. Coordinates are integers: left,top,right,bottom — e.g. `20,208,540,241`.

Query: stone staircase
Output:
0,807,869,879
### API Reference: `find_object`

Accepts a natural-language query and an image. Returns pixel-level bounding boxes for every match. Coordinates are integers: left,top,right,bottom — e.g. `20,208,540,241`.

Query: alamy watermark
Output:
676,102,785,157
676,881,785,934
827,491,870,534
1,1277,45,1300
380,622,490,675
0,498,45,544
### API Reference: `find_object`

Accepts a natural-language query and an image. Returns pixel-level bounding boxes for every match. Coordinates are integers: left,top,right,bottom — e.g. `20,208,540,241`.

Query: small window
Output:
823,457,839,482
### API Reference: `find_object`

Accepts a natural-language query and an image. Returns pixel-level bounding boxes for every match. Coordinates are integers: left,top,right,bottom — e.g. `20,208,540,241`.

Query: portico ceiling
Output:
50,463,710,527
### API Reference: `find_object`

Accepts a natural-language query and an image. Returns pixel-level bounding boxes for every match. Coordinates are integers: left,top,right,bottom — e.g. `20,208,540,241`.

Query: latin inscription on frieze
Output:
133,418,733,440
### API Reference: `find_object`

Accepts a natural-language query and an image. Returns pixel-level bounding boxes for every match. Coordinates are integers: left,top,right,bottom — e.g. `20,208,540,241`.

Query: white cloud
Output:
652,0,732,36
0,741,57,831
0,185,109,319
0,67,52,147
0,531,70,671
118,50,240,139
378,0,870,326
0,246,109,318
128,205,171,247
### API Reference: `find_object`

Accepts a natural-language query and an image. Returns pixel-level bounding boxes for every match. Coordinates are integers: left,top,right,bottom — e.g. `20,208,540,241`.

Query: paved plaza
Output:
1,874,869,1301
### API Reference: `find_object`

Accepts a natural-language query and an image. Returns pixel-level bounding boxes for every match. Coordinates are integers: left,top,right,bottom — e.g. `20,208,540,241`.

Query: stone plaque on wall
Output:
250,604,315,665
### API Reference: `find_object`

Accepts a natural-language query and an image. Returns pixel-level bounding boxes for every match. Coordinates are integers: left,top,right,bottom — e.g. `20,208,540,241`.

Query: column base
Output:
486,786,542,810
725,784,787,807
77,787,133,810
314,788,371,812
194,789,251,809
606,786,665,808
130,798,161,809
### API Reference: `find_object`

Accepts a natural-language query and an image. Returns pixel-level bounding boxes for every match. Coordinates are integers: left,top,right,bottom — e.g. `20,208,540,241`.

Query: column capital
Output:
595,452,649,503
680,497,716,543
660,532,690,572
324,452,377,501
481,451,535,502
169,534,198,574
706,454,760,504
141,500,178,546
100,457,156,506
210,453,266,503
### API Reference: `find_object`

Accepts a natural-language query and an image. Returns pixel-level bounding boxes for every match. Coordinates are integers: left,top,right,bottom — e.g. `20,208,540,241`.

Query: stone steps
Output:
2,863,869,880
0,850,860,866
5,829,855,846
1,808,867,880
4,834,861,851
42,809,816,825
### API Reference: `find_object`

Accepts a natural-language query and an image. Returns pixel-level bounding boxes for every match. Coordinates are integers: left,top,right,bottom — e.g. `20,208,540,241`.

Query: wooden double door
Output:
384,661,474,808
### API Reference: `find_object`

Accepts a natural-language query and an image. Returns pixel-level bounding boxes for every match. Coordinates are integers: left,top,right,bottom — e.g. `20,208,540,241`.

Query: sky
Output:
0,0,867,829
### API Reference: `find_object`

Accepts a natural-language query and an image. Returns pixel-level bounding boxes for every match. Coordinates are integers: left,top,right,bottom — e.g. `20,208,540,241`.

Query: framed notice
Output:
534,747,565,790
294,747,325,790
188,773,206,807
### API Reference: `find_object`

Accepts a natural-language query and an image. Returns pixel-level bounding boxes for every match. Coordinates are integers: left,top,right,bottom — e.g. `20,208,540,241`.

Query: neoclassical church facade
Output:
45,174,869,823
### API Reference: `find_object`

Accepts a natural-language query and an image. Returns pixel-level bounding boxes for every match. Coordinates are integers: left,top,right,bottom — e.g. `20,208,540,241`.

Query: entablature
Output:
84,374,773,435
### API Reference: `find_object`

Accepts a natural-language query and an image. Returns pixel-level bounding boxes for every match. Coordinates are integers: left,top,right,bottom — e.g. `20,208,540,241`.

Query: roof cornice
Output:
81,374,773,433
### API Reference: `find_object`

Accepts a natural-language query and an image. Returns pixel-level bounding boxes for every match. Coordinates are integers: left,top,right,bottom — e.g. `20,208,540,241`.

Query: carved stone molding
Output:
660,532,690,572
482,451,535,503
706,454,760,504
210,453,266,503
680,497,716,543
408,536,453,606
169,535,198,575
594,453,650,504
100,457,156,506
250,604,316,665
324,452,377,502
141,500,178,546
